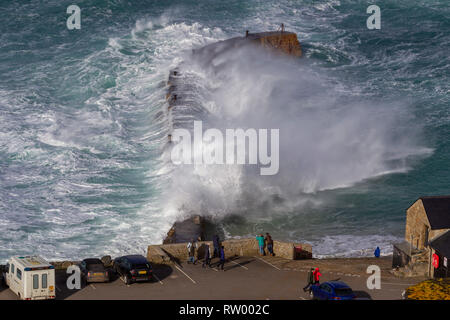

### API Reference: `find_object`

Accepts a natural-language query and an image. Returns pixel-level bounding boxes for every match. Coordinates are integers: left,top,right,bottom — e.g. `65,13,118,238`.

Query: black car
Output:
113,255,152,285
79,258,110,283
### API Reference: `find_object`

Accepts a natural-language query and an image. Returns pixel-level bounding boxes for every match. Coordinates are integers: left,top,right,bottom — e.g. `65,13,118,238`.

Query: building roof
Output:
429,230,450,258
393,241,421,255
419,196,450,229
13,256,51,269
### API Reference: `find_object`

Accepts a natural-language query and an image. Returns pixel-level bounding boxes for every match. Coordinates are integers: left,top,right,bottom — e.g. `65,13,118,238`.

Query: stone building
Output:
393,196,450,277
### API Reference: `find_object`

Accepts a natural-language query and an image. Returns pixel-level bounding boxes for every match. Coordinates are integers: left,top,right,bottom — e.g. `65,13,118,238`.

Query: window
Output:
320,284,332,293
11,263,15,274
33,275,39,289
42,274,48,289
16,269,22,280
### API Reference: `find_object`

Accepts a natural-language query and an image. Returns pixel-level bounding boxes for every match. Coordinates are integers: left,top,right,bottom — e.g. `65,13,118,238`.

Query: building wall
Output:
405,199,430,250
405,199,450,277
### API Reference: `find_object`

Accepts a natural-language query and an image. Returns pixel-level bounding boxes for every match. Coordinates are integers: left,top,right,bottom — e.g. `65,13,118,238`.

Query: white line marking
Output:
230,260,248,270
153,274,163,285
299,297,306,300
90,284,96,290
382,282,416,286
254,256,281,270
175,265,197,284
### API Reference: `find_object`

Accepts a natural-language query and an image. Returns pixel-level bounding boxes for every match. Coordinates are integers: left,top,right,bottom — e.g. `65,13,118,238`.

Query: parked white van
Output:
4,256,56,300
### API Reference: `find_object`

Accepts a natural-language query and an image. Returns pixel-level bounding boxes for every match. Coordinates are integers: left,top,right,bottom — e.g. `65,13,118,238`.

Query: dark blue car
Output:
310,281,356,300
113,255,152,285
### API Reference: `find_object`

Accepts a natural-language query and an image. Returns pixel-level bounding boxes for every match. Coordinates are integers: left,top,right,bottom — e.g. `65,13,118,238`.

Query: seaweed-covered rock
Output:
405,278,450,300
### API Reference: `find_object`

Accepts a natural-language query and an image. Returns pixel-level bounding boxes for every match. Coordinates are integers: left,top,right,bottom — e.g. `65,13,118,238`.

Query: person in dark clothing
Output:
265,233,274,256
203,244,211,268
218,246,225,271
374,246,380,258
303,268,315,292
213,235,220,258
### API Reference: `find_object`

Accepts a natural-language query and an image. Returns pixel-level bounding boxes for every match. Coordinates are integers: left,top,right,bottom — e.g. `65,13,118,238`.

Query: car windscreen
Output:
87,263,105,271
334,288,353,296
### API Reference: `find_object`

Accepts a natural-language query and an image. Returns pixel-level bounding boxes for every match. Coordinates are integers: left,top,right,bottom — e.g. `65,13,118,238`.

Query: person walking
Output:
218,245,226,271
303,267,315,292
313,267,321,284
256,234,265,256
265,233,274,256
187,239,197,264
213,234,220,258
203,244,211,268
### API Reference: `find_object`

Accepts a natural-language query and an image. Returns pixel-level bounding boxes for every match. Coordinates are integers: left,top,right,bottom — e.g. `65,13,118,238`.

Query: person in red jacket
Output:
313,267,321,284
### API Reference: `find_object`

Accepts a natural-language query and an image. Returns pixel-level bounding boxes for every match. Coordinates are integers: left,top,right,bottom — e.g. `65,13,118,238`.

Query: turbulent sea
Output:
0,0,449,262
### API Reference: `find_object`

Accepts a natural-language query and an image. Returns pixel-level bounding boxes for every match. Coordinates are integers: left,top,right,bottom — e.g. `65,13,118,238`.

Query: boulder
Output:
101,255,112,267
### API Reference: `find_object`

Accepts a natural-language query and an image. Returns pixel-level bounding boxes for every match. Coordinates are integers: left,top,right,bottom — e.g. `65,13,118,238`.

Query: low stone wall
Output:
147,238,312,264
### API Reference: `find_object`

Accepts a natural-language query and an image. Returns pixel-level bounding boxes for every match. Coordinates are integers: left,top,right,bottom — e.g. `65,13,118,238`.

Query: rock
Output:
101,255,112,267
163,215,205,244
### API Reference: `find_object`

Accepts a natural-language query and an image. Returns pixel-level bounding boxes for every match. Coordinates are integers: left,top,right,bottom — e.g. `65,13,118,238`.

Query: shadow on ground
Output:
354,290,372,300
151,263,173,282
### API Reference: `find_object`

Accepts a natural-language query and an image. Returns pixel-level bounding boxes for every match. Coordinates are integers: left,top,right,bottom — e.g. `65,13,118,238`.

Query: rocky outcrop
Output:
163,215,205,244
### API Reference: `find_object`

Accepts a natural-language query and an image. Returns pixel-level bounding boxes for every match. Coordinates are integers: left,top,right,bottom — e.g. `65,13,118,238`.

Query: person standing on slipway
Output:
303,267,315,293
203,244,211,268
256,234,265,256
213,234,220,258
265,233,274,256
187,239,197,264
218,246,226,271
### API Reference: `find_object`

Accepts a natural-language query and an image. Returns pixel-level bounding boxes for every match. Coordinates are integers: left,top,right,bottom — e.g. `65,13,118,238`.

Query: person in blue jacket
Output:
374,246,380,258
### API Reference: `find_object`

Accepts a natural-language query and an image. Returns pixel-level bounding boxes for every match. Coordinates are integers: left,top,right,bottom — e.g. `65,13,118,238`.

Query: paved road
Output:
0,256,419,300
